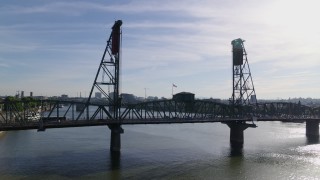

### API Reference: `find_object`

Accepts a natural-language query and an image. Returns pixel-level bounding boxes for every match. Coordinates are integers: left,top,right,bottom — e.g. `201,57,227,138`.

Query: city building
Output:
61,94,68,99
121,93,136,103
95,92,102,98
173,92,195,102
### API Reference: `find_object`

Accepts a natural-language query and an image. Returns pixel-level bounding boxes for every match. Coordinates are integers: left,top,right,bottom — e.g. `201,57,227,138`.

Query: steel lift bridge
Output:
1,20,320,152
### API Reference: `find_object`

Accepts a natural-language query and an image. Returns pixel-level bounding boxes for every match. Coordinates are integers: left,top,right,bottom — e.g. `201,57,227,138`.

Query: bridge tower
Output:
77,20,124,152
231,38,257,106
227,38,258,150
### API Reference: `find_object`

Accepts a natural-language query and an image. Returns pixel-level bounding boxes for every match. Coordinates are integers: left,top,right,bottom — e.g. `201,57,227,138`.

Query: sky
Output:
1,0,320,99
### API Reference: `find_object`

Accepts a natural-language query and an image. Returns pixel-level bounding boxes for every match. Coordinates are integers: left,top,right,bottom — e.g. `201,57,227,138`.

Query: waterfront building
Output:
95,92,102,98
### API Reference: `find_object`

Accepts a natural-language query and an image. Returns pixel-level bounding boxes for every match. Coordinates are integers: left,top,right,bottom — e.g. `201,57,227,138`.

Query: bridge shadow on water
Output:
0,149,125,179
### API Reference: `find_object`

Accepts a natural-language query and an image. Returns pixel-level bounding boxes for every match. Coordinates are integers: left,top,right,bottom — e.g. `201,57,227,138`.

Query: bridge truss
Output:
77,20,123,121
231,38,257,106
0,99,319,131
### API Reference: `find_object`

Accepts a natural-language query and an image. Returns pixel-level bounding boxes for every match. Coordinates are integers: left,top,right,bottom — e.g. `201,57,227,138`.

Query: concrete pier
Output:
226,122,257,148
306,120,319,138
108,124,124,152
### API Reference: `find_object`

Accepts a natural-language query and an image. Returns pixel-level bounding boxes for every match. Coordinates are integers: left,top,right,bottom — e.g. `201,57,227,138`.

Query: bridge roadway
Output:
1,99,320,131
1,117,319,131
1,99,320,152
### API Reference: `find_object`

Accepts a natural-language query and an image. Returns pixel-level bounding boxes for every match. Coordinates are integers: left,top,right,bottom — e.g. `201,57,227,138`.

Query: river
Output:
0,121,319,179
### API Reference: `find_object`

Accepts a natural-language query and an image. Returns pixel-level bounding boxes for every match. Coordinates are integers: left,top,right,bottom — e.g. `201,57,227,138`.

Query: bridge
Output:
1,20,320,152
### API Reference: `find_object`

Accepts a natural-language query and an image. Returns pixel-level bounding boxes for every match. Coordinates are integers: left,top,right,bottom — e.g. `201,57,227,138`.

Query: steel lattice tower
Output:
231,38,257,106
77,20,122,120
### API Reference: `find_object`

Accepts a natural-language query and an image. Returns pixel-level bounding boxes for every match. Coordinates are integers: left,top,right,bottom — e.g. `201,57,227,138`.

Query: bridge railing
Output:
255,102,319,119
0,99,116,128
120,99,254,120
121,100,320,121
0,99,319,130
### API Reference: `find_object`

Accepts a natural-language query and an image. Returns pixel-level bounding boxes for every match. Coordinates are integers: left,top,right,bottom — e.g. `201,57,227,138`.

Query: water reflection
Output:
1,122,320,179
108,152,122,180
228,150,244,179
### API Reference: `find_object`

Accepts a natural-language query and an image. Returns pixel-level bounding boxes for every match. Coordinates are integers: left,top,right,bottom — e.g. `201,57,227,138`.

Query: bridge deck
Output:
0,118,318,131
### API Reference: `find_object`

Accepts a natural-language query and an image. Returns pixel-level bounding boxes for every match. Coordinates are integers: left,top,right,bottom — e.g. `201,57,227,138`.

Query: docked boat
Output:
26,113,41,121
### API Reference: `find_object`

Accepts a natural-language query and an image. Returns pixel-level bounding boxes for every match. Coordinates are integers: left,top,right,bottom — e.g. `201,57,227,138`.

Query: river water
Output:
0,121,319,179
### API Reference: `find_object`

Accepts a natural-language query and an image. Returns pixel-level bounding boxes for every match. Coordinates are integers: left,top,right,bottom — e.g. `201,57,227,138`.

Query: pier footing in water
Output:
306,120,319,138
225,122,257,148
108,124,124,152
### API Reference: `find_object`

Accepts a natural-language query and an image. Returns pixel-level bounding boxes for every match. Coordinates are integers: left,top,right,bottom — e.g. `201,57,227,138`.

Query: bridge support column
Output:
226,122,257,148
108,124,124,152
306,120,319,138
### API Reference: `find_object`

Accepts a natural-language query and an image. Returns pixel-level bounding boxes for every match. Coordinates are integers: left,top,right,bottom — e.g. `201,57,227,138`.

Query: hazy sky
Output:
1,0,320,99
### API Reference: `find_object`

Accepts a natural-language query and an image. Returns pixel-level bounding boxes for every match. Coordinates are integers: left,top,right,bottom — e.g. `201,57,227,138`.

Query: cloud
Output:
0,23,107,33
0,62,9,68
1,0,319,98
1,1,180,15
